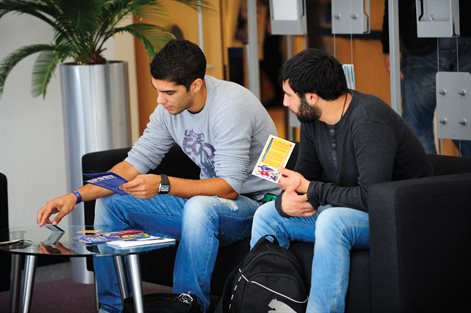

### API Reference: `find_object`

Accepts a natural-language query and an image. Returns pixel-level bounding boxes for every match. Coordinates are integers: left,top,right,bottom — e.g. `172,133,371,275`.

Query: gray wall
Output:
0,13,68,229
0,13,136,230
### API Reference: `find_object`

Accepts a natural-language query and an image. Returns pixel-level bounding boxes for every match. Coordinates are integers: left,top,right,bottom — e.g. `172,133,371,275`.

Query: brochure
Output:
83,172,128,195
73,229,148,245
106,236,176,249
252,135,296,183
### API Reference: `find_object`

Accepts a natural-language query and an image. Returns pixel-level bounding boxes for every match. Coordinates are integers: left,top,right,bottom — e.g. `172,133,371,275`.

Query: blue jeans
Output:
250,202,369,313
401,37,471,156
94,193,260,313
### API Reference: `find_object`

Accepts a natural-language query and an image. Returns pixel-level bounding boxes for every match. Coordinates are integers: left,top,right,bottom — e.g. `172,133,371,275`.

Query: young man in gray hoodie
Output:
37,39,280,313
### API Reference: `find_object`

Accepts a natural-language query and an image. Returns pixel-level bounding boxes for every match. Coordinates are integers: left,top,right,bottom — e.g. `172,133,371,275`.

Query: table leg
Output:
10,254,23,313
126,254,144,313
20,255,37,313
113,255,129,300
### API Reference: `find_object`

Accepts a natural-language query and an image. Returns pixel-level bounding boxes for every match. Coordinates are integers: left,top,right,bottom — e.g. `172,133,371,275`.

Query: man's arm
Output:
120,175,238,200
37,161,140,226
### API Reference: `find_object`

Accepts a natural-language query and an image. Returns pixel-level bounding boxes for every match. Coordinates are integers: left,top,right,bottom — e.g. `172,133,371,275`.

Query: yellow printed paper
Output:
77,229,102,234
252,135,295,183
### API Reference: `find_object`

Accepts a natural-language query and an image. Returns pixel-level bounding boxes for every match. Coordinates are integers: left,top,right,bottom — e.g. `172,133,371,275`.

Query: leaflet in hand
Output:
84,172,128,195
106,236,176,249
73,229,148,244
252,135,296,183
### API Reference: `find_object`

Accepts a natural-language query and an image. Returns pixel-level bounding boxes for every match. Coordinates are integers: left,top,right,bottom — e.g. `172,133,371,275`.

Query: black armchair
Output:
368,155,471,312
0,172,11,292
82,146,471,312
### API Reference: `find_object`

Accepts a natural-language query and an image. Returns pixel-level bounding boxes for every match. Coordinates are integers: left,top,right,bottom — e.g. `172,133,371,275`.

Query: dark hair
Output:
278,48,347,100
150,39,206,90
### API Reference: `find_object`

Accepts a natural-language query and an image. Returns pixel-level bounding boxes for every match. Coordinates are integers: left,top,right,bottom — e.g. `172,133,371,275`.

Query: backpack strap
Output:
214,261,240,313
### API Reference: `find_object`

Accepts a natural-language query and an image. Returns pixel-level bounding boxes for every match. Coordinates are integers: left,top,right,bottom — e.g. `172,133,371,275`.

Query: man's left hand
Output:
279,168,310,194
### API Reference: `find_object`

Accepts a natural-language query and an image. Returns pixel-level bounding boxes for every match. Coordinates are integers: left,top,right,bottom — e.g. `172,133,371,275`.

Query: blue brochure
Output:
83,172,128,195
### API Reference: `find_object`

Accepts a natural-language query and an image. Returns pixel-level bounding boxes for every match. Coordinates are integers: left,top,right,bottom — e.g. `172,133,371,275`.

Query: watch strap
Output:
159,174,170,194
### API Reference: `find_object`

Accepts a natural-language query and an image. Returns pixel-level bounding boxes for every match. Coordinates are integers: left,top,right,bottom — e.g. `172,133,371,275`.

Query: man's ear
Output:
304,92,319,105
190,78,204,93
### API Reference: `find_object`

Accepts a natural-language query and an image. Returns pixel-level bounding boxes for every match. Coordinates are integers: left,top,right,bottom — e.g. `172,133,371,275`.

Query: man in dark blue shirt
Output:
250,48,432,312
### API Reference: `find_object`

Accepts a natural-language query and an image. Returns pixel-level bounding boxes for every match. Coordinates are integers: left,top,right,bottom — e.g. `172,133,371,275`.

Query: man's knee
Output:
250,202,278,248
181,196,220,232
94,195,116,225
94,194,133,226
253,201,277,227
315,207,350,235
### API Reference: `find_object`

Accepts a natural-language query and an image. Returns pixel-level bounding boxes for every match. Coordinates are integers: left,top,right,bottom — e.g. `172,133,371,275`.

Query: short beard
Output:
296,96,321,123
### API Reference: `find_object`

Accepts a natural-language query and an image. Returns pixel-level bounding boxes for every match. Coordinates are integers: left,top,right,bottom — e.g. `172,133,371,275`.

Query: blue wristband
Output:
72,190,82,204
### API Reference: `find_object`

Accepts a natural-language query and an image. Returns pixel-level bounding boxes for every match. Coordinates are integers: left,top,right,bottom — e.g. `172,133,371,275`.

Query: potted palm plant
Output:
0,0,204,97
0,0,205,284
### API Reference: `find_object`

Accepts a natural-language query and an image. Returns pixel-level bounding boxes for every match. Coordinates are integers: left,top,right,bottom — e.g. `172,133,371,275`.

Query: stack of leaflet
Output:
106,236,175,249
73,229,149,244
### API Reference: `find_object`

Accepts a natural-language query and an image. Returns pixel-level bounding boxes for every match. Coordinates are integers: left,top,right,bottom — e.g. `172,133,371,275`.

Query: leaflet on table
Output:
106,236,176,249
252,135,296,183
83,172,128,195
73,229,149,244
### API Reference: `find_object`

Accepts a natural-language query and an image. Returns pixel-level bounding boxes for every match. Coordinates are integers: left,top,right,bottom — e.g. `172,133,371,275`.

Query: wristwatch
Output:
158,174,170,194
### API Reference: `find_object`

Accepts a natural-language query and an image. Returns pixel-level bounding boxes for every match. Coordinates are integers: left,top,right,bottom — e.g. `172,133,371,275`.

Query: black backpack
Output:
216,237,308,313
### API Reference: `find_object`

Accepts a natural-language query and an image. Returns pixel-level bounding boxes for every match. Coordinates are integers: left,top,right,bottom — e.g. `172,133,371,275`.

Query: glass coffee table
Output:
0,225,176,313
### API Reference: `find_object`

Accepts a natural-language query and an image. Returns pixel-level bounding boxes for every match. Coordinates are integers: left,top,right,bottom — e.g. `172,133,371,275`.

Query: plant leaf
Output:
31,50,61,98
113,23,175,58
0,0,208,97
0,44,56,98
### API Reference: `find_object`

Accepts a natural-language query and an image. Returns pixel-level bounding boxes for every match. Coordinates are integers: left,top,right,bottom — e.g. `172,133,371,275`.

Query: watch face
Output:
159,184,170,193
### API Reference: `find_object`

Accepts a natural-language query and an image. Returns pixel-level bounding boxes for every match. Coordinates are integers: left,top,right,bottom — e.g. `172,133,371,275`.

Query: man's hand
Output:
37,193,77,226
280,180,316,217
279,168,310,194
120,174,160,199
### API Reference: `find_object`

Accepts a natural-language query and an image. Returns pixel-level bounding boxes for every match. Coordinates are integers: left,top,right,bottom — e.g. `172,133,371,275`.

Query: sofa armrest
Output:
368,172,471,313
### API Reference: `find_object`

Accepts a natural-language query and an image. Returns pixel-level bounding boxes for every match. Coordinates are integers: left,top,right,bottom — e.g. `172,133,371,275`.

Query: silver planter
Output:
60,61,131,283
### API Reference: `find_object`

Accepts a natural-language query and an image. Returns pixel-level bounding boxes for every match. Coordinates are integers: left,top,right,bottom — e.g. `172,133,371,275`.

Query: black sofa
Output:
82,144,471,312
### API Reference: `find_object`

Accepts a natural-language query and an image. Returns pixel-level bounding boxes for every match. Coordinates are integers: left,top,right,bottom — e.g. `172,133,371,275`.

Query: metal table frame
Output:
9,253,145,313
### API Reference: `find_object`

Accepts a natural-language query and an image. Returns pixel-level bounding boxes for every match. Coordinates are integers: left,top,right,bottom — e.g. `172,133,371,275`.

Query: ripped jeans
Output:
93,193,260,313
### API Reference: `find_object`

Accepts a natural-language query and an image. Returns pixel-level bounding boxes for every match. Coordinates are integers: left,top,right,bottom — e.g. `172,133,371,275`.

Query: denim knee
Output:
315,208,349,241
315,207,369,249
182,196,219,233
94,195,115,226
251,202,287,248
94,194,128,227
253,201,276,225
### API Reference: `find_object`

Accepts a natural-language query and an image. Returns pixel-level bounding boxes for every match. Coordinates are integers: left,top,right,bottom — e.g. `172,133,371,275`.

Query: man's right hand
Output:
37,193,77,226
280,181,316,217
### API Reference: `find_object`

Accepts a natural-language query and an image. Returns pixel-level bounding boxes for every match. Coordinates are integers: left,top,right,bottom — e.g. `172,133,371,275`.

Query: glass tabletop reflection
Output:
0,225,175,257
